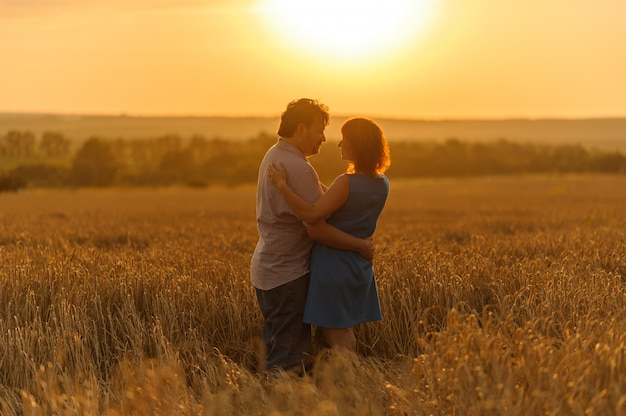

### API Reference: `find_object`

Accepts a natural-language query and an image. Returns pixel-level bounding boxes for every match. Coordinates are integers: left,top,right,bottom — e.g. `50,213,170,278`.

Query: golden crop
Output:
1,175,625,415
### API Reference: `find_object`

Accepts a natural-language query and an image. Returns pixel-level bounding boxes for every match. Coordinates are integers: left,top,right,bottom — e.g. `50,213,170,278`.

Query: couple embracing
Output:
250,98,391,375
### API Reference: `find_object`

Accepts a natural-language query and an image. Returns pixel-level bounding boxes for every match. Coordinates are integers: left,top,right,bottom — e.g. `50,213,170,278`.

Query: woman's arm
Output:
268,162,349,224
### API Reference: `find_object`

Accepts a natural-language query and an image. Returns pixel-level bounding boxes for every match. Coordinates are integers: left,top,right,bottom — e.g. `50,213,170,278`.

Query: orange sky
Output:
1,0,625,119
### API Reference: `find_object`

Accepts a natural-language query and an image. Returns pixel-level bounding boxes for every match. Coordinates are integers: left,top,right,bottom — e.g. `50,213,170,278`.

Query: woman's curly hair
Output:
341,117,391,175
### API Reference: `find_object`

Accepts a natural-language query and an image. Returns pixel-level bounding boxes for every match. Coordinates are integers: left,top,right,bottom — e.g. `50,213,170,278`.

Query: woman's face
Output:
338,136,355,161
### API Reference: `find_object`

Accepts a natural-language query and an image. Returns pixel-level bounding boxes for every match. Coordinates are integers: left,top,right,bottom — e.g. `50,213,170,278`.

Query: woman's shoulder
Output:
331,173,351,188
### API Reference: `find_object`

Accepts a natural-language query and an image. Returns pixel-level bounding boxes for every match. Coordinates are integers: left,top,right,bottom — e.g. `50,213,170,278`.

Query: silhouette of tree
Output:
0,172,26,192
590,151,626,173
3,131,622,188
159,149,197,184
0,130,36,159
11,163,69,187
39,132,71,159
70,138,120,186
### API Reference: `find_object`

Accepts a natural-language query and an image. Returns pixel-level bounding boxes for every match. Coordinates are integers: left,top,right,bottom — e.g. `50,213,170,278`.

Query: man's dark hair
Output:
277,98,330,138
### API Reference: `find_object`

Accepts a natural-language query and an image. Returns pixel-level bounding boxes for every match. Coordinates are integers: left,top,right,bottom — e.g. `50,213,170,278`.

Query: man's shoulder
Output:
270,148,314,173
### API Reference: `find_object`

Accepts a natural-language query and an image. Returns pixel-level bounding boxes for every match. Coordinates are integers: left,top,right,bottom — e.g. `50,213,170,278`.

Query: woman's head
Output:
278,98,330,138
340,117,390,175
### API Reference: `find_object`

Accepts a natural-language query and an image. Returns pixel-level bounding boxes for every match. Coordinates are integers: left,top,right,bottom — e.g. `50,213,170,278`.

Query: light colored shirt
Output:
251,139,324,290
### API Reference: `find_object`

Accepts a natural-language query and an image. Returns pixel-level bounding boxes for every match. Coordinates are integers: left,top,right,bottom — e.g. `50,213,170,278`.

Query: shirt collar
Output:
277,138,306,159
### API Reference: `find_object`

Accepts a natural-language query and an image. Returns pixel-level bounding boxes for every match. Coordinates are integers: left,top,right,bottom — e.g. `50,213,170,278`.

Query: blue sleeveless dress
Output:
303,174,389,328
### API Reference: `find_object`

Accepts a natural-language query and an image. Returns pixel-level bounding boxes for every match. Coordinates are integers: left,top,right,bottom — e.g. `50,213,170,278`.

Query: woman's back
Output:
326,174,389,238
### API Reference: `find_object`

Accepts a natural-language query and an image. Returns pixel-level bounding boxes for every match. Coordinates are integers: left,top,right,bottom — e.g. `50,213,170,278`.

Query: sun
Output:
257,0,434,61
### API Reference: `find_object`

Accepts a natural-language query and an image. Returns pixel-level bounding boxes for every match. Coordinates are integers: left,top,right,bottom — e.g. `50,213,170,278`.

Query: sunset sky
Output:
1,0,625,119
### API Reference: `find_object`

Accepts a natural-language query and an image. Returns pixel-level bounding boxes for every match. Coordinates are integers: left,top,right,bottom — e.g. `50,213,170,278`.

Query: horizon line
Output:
2,110,626,122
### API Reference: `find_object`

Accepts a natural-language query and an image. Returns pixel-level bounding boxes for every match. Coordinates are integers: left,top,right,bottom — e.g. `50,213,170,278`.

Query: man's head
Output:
278,98,329,157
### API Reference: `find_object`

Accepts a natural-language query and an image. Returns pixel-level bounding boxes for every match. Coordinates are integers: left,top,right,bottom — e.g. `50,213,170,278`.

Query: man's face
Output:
301,119,327,157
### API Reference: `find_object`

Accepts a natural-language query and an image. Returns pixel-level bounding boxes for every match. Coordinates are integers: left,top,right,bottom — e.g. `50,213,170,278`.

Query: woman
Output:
267,117,391,352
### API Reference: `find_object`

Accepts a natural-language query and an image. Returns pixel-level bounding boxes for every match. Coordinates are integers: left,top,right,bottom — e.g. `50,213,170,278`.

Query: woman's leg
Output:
317,327,356,352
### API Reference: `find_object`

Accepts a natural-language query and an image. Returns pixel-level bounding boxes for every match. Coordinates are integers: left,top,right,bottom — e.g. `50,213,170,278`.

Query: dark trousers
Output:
255,273,311,372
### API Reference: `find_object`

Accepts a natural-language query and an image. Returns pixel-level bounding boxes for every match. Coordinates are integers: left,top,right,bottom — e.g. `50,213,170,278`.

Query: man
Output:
250,98,373,374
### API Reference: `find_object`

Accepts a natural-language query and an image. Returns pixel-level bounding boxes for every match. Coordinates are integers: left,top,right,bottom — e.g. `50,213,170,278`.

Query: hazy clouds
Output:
0,0,254,18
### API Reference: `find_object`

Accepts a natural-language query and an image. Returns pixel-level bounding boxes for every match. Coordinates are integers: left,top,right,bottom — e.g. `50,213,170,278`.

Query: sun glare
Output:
258,0,434,61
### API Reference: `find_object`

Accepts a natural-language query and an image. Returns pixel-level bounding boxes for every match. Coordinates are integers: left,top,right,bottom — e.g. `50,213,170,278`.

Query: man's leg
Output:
255,273,311,373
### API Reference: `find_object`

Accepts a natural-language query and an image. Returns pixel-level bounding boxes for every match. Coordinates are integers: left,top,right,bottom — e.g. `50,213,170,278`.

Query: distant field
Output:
1,113,626,151
1,175,625,414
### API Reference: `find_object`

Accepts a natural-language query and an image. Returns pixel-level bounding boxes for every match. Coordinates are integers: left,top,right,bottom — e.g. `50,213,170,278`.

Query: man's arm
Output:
306,221,374,262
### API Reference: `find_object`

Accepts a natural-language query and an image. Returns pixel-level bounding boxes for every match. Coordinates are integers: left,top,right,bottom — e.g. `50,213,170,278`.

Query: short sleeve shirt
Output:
250,139,324,290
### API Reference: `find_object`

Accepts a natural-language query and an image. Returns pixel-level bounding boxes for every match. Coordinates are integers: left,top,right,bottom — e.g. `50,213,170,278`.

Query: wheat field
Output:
1,175,625,415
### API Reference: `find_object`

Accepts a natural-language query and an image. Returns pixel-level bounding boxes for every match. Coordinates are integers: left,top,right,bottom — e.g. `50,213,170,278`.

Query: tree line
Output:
1,130,625,192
